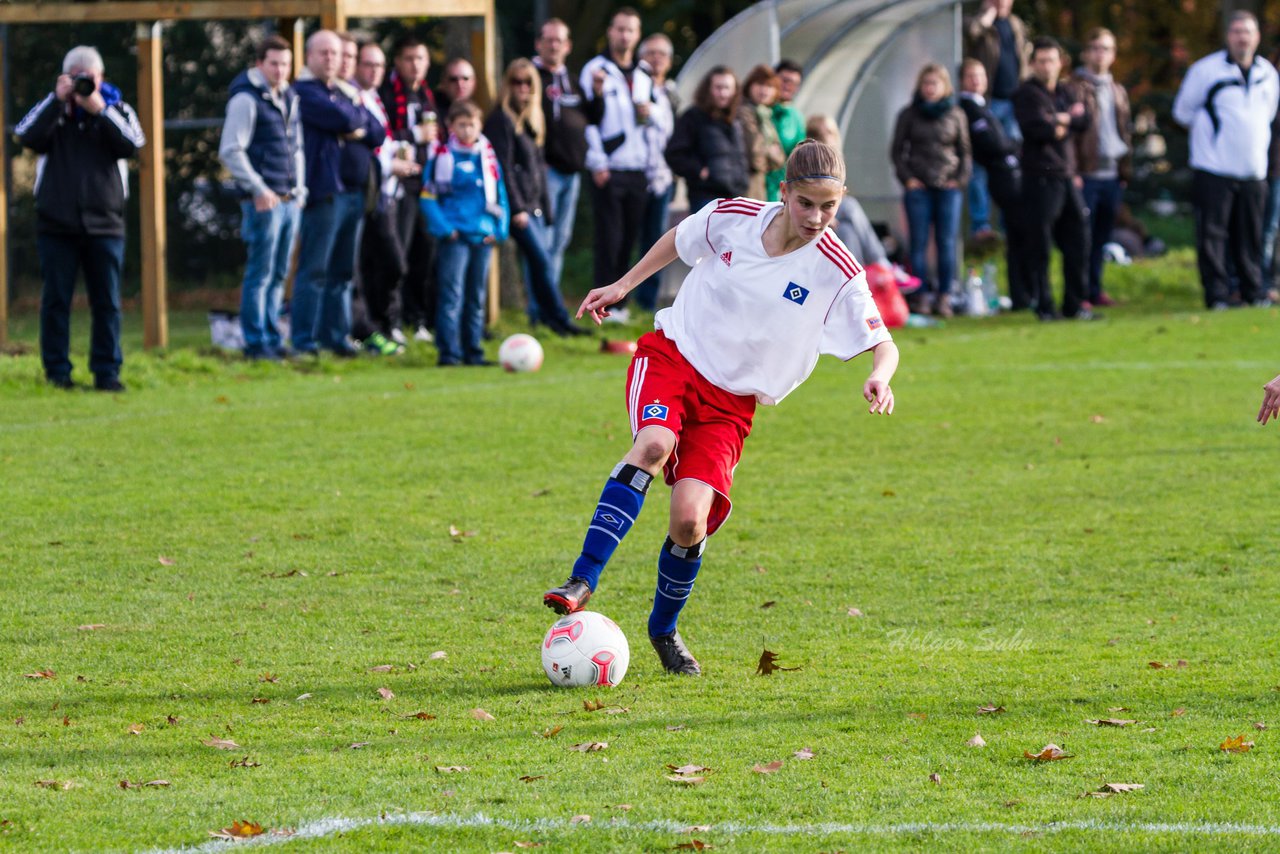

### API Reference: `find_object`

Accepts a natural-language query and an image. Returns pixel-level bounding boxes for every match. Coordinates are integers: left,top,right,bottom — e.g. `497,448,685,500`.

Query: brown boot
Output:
935,294,954,319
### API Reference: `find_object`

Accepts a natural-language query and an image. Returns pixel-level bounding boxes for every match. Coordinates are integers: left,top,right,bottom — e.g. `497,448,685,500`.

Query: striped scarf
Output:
429,132,503,218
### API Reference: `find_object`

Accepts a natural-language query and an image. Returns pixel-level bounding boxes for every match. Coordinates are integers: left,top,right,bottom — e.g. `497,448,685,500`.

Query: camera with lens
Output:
72,74,96,97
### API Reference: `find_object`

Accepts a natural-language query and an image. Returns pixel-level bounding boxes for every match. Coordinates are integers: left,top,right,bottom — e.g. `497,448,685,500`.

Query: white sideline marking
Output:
145,812,1280,852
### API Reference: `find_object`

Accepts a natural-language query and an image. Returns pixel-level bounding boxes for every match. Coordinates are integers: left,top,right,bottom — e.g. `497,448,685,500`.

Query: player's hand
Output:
1258,373,1280,424
863,379,894,415
577,282,628,324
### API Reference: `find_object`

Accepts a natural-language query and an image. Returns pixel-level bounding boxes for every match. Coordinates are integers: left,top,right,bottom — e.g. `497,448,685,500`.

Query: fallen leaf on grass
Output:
667,775,704,785
1086,718,1136,727
582,699,629,714
34,780,73,790
402,711,436,721
673,842,713,851
570,814,591,825
230,756,260,768
1089,414,1106,424
569,742,608,752
610,804,633,811
127,723,145,735
377,687,395,700
752,761,783,774
907,712,927,721
1171,707,1187,717
667,764,710,775
515,841,543,848
1220,735,1254,753
158,556,176,566
429,651,448,660
120,780,170,789
539,725,563,738
680,825,711,833
793,747,816,760
666,724,687,732
1255,722,1267,730
251,698,270,705
846,607,864,617
1108,707,1131,712
448,525,477,540
435,766,471,773
760,601,776,609
470,708,495,721
1024,744,1072,761
518,775,545,783
929,773,942,784
209,820,264,840
23,669,55,680
977,705,1005,715
77,624,105,631
369,664,395,673
966,733,987,748
259,673,278,683
203,737,240,750
756,648,801,676
1083,782,1144,798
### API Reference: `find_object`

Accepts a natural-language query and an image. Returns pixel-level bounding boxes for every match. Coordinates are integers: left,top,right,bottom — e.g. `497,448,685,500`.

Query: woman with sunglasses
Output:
484,58,589,336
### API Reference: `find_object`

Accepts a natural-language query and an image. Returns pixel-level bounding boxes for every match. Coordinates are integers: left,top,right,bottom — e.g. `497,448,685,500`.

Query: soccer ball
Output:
541,611,630,687
499,333,544,373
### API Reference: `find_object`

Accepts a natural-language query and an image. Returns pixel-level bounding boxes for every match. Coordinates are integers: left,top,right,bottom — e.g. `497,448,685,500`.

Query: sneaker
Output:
389,328,408,346
328,344,361,359
94,376,126,393
544,577,592,615
649,630,701,675
47,375,76,390
602,307,631,324
1095,292,1118,307
1069,308,1103,321
1211,301,1231,311
414,325,435,343
365,332,403,356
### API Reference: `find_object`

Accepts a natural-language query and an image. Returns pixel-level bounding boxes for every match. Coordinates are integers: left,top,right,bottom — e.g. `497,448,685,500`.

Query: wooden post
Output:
281,16,305,80
475,7,499,321
319,0,346,34
0,28,8,348
137,21,168,350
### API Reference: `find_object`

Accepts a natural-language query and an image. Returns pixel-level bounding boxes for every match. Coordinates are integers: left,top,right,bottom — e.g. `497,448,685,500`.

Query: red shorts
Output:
625,330,756,536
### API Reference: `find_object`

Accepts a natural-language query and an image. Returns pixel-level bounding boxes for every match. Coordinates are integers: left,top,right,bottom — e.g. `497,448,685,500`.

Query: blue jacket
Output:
339,94,387,194
420,140,510,244
294,78,365,200
221,69,304,200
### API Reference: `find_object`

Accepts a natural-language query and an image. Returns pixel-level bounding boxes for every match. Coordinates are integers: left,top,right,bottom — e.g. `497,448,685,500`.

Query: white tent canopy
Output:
676,0,964,232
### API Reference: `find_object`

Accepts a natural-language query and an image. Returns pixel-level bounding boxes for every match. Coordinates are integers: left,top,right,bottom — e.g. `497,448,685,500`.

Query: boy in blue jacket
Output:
420,100,509,366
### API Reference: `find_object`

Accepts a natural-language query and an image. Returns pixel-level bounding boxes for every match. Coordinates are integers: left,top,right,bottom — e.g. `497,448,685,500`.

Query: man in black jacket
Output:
533,18,604,292
17,46,145,391
1014,37,1093,321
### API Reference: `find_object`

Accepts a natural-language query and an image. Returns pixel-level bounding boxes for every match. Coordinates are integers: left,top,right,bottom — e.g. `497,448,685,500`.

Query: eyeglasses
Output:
511,78,534,87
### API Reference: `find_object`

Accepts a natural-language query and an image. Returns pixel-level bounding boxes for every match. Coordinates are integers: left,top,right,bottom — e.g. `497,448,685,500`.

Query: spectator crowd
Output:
17,6,1280,388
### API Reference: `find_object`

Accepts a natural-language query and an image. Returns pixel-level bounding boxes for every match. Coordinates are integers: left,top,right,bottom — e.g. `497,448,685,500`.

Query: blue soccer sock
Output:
571,462,653,591
648,536,705,637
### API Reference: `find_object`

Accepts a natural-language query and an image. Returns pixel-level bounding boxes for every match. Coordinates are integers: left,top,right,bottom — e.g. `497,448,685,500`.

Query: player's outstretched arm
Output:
863,340,899,415
577,228,679,324
1258,373,1280,424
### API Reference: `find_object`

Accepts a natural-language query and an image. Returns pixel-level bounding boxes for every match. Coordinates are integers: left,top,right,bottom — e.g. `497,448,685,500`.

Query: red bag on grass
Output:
864,262,910,329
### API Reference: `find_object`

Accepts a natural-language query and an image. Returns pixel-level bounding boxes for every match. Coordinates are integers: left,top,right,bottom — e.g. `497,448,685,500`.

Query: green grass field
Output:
3,247,1280,852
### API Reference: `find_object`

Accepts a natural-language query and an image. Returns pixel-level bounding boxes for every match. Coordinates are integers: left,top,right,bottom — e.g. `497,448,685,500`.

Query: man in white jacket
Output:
580,6,652,323
1173,11,1279,309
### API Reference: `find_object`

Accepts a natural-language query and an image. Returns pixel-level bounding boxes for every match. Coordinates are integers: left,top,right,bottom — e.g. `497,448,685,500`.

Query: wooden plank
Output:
0,30,8,348
319,0,345,32
477,5,497,322
0,0,487,24
279,16,304,80
137,22,168,350
0,0,315,23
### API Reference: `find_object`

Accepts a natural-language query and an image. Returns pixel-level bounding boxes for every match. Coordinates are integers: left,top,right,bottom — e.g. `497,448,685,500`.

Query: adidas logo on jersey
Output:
720,251,732,267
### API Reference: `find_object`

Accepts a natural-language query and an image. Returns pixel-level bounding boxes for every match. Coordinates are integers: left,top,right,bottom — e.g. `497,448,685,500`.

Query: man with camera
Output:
16,46,145,391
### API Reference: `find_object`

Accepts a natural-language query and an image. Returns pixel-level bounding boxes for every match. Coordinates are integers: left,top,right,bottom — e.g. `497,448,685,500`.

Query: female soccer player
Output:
544,139,899,675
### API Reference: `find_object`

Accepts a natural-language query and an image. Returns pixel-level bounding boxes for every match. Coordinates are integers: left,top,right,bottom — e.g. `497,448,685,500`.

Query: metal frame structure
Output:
0,0,496,348
675,0,964,232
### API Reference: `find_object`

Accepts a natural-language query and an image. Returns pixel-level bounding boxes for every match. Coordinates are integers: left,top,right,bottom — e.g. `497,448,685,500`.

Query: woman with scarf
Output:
484,59,587,337
420,100,509,366
738,65,787,202
890,63,971,317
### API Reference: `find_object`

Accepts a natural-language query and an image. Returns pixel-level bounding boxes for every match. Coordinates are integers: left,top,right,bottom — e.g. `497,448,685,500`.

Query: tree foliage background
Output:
1,1,1271,298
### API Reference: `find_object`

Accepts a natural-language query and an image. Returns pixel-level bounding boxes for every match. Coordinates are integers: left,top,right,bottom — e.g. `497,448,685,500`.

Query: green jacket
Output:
767,103,806,201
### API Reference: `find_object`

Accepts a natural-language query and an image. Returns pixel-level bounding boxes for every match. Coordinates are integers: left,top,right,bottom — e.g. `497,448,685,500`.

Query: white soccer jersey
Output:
655,197,891,405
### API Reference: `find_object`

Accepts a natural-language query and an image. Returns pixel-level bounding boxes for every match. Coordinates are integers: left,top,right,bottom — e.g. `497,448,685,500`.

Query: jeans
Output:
1081,176,1123,303
1262,177,1280,289
632,184,673,311
989,98,1022,143
292,191,365,352
544,167,580,289
514,213,572,328
903,186,963,297
968,164,991,234
38,232,125,382
239,198,299,354
435,237,492,365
